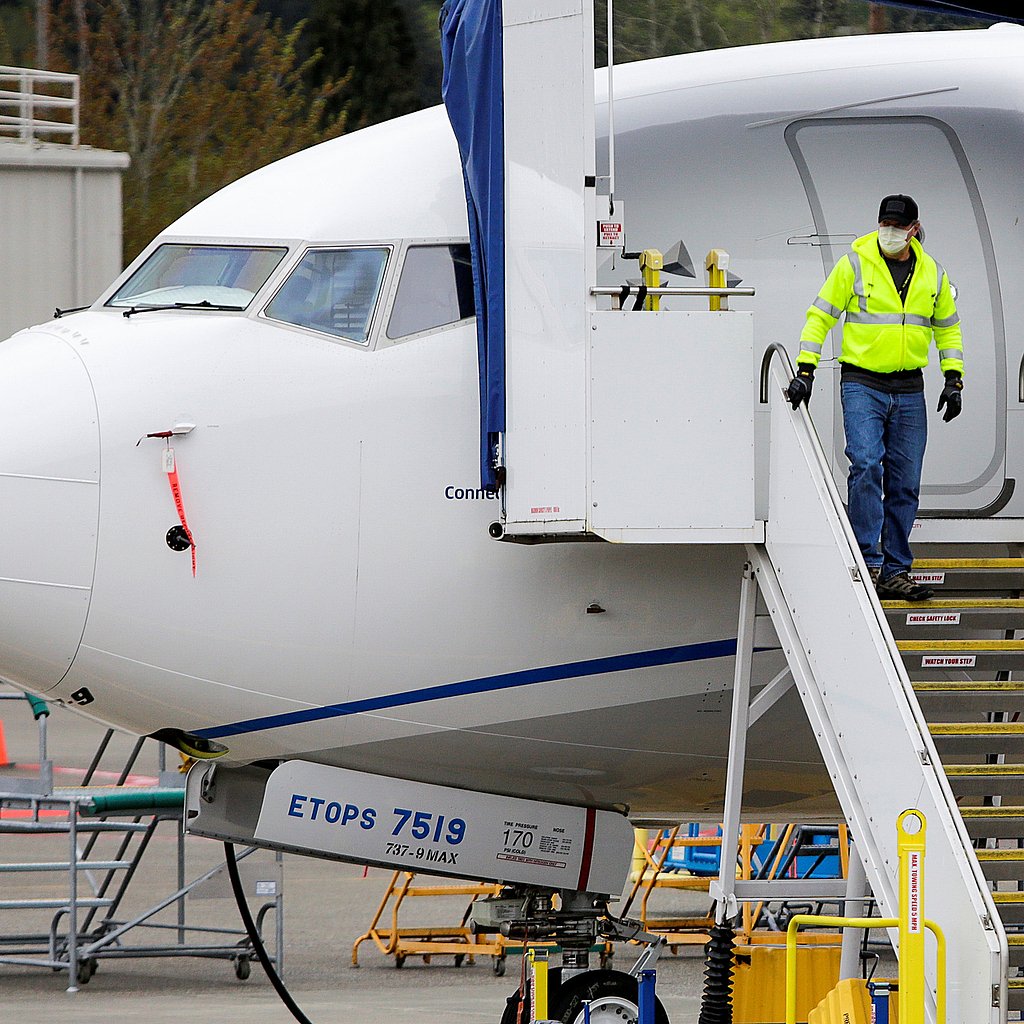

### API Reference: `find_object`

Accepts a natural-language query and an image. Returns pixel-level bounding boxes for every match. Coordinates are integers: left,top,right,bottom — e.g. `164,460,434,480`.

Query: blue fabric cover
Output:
440,0,505,489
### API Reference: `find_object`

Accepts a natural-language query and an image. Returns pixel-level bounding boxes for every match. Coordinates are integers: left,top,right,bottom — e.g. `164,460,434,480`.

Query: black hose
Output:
697,920,737,1024
224,842,316,1024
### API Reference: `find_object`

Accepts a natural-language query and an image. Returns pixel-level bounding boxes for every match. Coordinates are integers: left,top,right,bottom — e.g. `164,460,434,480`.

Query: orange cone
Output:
0,719,8,767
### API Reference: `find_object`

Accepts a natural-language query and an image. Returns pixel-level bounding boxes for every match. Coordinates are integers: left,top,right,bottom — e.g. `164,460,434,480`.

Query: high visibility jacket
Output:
798,233,964,376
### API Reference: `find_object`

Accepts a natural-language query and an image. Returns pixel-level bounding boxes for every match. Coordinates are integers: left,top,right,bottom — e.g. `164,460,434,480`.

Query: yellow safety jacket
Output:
798,233,964,376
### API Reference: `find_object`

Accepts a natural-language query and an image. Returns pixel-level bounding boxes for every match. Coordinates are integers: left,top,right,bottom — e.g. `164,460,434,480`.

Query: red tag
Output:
164,447,197,577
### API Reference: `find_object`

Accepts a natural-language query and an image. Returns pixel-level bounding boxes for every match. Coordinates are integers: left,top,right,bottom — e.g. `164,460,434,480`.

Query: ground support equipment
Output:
0,693,283,990
351,870,616,977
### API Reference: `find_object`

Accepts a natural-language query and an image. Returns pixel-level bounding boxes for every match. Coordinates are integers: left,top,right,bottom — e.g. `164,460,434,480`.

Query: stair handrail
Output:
757,344,1006,1022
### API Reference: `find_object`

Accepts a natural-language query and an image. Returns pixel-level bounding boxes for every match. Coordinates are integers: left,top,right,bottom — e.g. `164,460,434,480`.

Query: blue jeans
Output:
840,382,927,580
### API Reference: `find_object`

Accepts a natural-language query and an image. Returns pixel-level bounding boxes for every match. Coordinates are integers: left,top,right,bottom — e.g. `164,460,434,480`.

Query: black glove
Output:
786,364,815,409
937,371,963,422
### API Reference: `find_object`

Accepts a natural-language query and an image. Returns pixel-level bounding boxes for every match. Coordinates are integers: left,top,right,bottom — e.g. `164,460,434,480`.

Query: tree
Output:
49,0,349,259
303,0,419,130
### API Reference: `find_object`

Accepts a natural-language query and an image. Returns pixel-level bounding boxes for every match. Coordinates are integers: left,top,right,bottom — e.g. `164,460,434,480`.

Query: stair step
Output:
993,891,1024,924
898,640,1024,674
914,681,1024,714
914,559,1024,569
946,764,1024,796
975,848,1024,881
930,723,1024,754
884,599,1024,635
899,641,1024,651
1009,977,1024,1012
1008,933,1024,967
909,559,1024,592
960,806,1024,838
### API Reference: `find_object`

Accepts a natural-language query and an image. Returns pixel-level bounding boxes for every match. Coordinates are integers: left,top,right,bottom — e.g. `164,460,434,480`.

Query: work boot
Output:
876,571,934,602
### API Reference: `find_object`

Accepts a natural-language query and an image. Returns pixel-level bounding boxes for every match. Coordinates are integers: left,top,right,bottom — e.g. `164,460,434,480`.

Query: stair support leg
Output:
840,843,870,981
714,561,758,925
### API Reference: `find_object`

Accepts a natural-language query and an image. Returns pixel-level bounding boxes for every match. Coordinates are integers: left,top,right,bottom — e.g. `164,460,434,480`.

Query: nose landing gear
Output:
500,967,669,1024
476,888,669,1024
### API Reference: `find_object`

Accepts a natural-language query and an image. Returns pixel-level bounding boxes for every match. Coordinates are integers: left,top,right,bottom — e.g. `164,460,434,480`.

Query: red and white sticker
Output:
530,506,561,516
598,220,624,248
907,612,960,625
907,851,922,933
922,655,975,667
911,572,945,585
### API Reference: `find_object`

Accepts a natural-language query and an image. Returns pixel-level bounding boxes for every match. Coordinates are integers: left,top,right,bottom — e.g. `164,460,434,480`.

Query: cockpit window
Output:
107,244,287,309
386,244,475,340
264,247,389,344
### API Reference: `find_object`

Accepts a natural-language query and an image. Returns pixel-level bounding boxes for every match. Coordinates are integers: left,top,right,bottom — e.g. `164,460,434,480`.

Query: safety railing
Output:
0,66,79,145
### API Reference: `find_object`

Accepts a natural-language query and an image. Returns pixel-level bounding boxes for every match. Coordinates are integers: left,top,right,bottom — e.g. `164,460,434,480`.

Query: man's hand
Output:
787,364,815,409
937,371,963,422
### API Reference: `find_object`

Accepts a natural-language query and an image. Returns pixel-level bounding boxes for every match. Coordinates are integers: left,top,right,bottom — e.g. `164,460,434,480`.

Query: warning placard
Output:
598,220,624,248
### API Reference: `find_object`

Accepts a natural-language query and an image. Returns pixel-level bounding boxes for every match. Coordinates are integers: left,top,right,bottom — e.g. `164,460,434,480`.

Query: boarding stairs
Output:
727,348,1015,1024
884,557,1024,1013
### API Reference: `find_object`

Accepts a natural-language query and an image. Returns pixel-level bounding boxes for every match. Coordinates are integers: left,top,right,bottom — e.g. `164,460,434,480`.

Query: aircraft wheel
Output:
499,968,669,1024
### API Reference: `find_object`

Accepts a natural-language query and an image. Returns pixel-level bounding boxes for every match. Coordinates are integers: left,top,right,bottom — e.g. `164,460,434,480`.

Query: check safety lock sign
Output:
254,761,634,895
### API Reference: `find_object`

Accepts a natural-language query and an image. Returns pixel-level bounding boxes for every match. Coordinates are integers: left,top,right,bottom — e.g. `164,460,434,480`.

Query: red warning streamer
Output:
163,447,197,577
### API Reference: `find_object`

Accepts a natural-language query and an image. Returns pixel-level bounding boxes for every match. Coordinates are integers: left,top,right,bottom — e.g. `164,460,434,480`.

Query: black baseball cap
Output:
878,194,919,226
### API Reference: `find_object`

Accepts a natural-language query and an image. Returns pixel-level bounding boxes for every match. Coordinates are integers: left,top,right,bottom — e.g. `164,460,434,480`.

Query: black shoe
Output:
877,571,934,602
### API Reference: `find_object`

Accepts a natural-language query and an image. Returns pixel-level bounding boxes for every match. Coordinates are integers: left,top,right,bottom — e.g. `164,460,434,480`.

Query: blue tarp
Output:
440,0,505,490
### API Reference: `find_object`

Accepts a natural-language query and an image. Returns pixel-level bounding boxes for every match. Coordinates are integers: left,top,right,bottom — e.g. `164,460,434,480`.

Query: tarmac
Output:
0,690,708,1023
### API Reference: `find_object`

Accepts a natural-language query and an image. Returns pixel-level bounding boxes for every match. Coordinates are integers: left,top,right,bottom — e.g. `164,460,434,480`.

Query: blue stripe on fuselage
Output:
194,638,739,739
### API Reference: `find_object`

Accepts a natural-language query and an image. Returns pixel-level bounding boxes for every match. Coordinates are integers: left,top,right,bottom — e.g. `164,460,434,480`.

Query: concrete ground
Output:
0,690,710,1023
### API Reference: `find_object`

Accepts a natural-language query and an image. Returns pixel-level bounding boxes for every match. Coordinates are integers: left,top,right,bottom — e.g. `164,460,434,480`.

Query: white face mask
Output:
878,225,910,255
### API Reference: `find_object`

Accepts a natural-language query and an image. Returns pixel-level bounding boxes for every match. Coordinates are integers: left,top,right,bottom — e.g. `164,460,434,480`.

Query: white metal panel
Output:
0,156,125,336
589,310,755,534
0,331,98,691
759,355,1003,1024
501,0,593,530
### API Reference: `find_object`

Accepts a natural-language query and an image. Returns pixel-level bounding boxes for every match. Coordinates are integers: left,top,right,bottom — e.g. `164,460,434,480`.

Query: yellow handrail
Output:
785,915,946,1024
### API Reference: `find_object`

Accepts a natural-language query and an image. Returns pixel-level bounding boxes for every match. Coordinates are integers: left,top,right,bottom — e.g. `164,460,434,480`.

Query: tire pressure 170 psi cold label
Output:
253,761,634,894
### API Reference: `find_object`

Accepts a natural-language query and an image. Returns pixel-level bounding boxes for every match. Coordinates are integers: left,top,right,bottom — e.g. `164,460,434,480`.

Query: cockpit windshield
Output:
264,247,389,344
107,244,287,309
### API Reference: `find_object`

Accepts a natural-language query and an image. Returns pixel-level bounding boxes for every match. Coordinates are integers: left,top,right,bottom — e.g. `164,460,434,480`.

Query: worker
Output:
786,194,963,601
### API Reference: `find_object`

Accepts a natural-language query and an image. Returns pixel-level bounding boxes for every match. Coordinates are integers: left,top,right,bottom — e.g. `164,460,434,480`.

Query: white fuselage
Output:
2,25,1023,820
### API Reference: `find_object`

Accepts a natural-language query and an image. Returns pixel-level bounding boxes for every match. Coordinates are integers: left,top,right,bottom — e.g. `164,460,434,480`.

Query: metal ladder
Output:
884,556,1024,1014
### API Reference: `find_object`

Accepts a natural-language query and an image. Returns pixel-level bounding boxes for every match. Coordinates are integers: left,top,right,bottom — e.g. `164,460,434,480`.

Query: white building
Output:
0,66,128,338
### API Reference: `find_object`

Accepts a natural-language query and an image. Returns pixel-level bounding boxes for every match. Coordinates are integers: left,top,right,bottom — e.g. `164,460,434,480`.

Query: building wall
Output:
0,145,128,338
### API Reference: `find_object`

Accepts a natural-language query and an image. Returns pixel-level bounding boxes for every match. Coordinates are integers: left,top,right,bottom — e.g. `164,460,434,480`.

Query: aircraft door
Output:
786,116,1009,515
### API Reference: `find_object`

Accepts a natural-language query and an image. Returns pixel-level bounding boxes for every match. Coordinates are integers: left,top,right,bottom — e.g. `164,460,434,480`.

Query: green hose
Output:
79,789,185,815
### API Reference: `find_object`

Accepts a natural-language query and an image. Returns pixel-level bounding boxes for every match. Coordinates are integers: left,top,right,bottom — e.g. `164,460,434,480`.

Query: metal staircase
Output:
731,349,1009,1024
884,558,1024,1013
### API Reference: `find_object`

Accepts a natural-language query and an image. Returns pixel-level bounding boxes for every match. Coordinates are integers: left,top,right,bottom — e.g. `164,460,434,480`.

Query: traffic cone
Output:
0,719,8,767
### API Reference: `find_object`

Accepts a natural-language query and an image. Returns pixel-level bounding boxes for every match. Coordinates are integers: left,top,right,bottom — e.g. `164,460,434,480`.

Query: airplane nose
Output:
0,330,99,693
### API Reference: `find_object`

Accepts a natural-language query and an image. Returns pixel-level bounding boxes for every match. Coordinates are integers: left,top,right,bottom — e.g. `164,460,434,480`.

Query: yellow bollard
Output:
528,948,549,1021
897,809,927,1024
640,249,663,311
705,248,729,311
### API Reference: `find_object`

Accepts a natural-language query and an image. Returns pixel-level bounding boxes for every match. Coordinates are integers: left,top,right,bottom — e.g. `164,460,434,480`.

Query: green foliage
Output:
302,0,420,130
0,0,33,65
48,0,350,260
